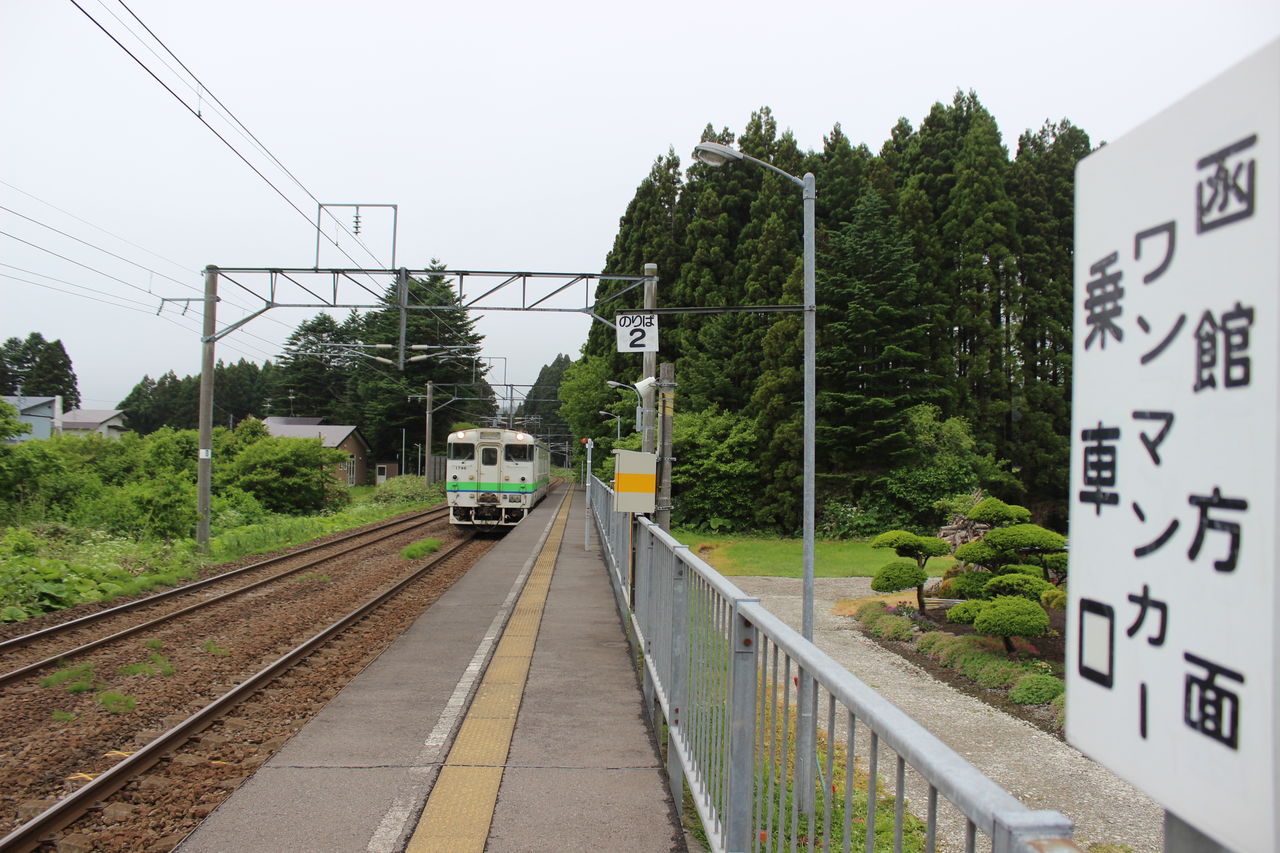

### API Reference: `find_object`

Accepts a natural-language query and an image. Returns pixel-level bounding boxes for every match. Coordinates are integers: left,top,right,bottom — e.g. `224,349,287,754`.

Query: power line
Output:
110,0,385,269
67,0,388,275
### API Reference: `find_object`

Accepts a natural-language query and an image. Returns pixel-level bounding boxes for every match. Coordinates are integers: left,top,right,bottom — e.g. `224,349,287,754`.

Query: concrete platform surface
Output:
177,485,684,853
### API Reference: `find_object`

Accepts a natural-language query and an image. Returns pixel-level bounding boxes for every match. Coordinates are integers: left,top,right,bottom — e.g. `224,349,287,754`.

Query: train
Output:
445,427,550,527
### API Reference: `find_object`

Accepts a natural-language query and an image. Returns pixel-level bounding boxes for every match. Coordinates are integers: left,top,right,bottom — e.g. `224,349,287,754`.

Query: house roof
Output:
62,408,124,429
263,422,370,452
1,395,58,415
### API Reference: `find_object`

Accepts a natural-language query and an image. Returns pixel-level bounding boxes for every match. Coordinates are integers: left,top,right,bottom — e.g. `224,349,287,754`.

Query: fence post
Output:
667,545,691,816
726,601,759,851
640,527,656,722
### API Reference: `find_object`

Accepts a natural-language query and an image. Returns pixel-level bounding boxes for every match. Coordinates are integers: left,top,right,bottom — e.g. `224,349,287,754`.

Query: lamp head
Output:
693,142,743,168
633,376,658,394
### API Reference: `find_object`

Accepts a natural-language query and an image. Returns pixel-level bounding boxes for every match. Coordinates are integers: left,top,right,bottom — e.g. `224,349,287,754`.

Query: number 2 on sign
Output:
615,313,659,353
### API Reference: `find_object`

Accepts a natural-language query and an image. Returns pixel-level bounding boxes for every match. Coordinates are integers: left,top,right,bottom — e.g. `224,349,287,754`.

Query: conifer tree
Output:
23,338,80,409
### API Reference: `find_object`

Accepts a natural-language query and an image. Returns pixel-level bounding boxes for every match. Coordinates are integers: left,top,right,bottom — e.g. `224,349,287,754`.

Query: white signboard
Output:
615,312,659,353
1068,39,1279,852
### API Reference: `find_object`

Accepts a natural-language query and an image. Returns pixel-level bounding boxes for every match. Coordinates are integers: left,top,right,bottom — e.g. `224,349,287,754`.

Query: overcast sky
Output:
3,0,1278,411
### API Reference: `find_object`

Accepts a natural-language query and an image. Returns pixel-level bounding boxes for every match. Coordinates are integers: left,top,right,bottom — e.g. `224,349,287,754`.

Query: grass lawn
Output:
670,530,954,578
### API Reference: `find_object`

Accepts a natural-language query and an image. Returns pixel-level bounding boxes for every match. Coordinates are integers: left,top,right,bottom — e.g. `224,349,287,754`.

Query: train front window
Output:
504,445,531,462
448,443,475,461
481,447,498,466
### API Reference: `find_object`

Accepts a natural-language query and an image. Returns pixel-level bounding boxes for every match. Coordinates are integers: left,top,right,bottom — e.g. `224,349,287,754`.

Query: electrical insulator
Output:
353,208,362,235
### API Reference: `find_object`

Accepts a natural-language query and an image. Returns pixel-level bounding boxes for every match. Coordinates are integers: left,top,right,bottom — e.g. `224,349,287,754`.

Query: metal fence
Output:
587,476,1079,853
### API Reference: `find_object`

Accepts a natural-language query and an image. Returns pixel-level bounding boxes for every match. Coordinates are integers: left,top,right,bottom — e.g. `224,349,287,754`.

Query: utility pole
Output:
641,263,657,455
656,362,675,531
424,381,433,485
196,266,218,552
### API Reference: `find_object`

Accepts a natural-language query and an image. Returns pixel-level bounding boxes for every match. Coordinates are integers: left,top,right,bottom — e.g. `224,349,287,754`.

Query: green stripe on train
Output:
445,479,549,494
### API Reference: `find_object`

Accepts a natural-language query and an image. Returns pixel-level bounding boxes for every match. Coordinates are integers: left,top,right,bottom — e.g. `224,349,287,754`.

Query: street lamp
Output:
693,141,817,645
695,140,818,817
599,411,622,439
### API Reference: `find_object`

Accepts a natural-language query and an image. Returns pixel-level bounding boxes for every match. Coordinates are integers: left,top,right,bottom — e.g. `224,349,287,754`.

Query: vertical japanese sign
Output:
1068,39,1279,852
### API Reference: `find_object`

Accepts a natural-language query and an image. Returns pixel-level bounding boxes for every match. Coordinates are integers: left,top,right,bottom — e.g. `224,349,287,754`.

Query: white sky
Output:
2,0,1278,410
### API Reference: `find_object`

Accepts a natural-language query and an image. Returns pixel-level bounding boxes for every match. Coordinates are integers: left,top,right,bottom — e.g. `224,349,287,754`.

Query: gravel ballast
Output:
730,576,1164,853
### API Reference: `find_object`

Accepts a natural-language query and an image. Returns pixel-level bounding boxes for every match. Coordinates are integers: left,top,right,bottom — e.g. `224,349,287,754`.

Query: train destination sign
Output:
1067,39,1278,852
615,312,659,353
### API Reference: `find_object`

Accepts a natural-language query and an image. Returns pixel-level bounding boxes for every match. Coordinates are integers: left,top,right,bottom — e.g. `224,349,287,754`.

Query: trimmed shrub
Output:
870,614,915,641
948,570,993,600
975,659,1023,688
1042,553,1069,585
1041,586,1067,610
871,558,929,610
915,632,950,655
945,599,988,624
974,596,1050,653
967,497,1031,527
960,650,1000,681
995,564,1045,578
983,573,1054,602
1009,673,1065,704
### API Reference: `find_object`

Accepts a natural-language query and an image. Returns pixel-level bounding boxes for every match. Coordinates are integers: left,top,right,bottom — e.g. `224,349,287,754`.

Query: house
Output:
61,408,127,439
1,395,62,444
262,416,372,486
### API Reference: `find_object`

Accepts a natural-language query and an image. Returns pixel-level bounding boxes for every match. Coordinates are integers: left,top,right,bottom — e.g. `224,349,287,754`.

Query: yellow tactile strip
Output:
406,492,573,853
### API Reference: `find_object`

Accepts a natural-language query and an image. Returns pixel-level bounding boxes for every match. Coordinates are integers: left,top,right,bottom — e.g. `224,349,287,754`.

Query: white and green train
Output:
445,428,550,527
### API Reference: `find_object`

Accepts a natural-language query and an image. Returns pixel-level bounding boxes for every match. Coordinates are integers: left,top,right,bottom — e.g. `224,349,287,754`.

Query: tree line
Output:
560,94,1092,533
0,333,81,409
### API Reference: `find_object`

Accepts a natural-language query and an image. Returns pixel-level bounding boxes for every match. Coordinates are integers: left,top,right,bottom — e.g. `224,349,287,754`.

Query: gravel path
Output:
731,576,1164,853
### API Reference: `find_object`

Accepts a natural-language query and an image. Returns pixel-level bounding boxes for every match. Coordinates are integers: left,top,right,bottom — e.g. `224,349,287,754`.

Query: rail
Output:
587,475,1079,853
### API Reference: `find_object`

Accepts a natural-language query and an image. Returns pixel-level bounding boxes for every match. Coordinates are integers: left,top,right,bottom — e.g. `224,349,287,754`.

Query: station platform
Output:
176,484,686,853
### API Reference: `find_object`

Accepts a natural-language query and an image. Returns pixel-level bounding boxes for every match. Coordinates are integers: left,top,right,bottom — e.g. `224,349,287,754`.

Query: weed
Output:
143,638,163,650
149,653,175,676
118,662,156,677
96,691,138,715
51,709,77,722
400,538,443,560
203,639,228,655
40,662,95,694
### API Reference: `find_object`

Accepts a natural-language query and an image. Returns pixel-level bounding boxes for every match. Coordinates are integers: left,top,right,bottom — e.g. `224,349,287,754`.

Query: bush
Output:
945,599,987,624
974,596,1050,653
915,632,950,655
960,650,1001,681
983,573,1054,602
871,558,929,609
948,570,993,600
967,497,1031,527
1041,586,1067,610
975,659,1023,688
995,564,1045,578
1009,673,1065,704
372,476,443,505
869,614,915,640
221,437,348,515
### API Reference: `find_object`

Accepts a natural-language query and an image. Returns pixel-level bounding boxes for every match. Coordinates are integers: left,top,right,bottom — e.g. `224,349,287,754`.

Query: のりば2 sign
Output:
1067,38,1279,852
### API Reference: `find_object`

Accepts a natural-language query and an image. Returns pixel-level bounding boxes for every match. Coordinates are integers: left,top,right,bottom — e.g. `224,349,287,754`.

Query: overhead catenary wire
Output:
0,188,301,334
66,0,391,294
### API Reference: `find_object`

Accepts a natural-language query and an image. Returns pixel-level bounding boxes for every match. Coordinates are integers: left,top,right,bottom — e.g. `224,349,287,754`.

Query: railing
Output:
587,475,1079,853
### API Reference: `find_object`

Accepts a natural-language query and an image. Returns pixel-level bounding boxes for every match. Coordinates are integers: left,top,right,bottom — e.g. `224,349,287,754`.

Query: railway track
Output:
0,505,451,685
0,512,492,852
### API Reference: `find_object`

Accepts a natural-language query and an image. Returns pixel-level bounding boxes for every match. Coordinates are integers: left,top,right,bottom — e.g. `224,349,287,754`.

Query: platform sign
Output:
615,312,659,353
612,449,656,514
1067,39,1279,852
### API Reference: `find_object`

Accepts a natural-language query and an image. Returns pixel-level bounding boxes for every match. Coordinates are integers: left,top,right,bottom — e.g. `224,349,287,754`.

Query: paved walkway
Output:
731,576,1165,853
178,486,684,853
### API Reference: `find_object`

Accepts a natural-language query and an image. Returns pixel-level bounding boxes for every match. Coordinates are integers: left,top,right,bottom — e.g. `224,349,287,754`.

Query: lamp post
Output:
693,141,816,644
599,411,623,440
608,377,657,451
694,140,817,815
